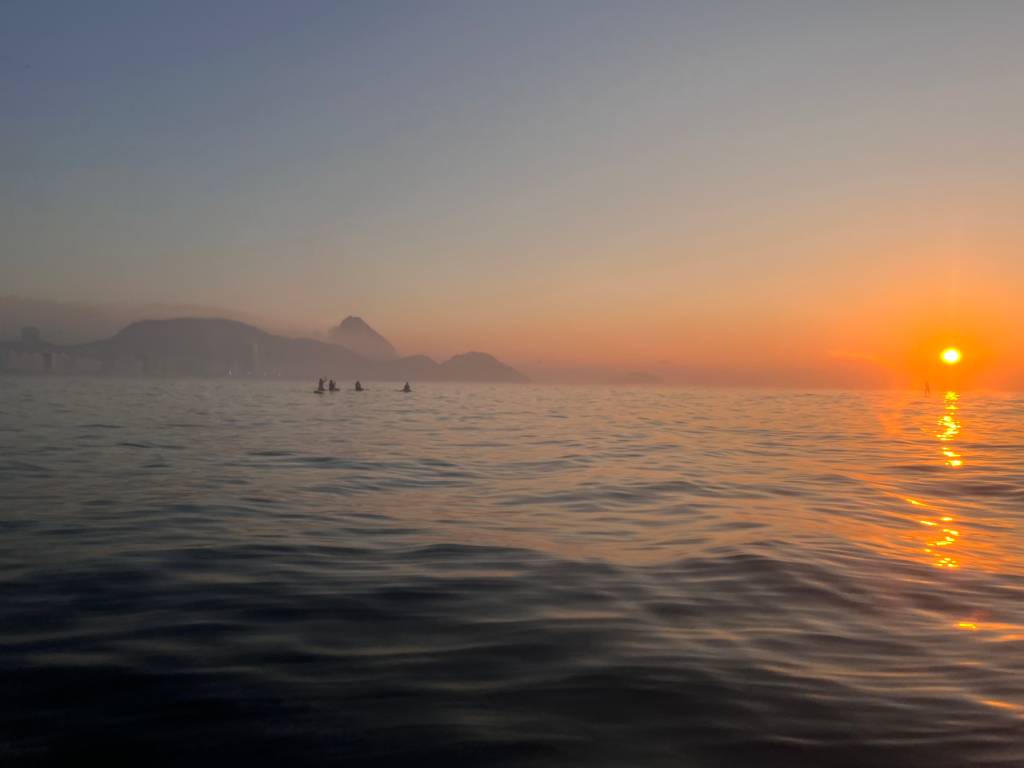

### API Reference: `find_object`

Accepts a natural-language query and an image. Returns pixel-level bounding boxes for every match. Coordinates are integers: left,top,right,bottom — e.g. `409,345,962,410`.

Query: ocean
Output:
1,377,1022,766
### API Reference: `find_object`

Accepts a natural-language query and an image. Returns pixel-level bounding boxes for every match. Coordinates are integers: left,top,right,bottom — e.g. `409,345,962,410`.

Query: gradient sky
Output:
3,1,1023,386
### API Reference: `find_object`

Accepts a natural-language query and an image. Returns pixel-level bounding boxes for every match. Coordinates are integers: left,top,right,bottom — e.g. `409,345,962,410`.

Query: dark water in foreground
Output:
1,378,1022,766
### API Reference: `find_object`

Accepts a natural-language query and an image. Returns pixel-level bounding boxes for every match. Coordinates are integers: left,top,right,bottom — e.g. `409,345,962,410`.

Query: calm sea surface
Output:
1,377,1022,766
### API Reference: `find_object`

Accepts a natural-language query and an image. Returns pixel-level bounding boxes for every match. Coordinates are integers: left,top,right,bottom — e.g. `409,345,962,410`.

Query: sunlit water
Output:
1,378,1022,766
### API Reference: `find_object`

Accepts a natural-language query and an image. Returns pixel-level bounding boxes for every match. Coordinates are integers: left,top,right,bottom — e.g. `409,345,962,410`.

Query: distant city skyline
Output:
4,1,1023,388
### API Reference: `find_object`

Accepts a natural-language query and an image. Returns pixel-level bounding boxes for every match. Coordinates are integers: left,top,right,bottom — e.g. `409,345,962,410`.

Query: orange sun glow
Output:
941,347,962,366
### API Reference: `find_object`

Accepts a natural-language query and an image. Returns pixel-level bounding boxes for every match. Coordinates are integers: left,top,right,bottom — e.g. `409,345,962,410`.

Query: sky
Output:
3,1,1023,387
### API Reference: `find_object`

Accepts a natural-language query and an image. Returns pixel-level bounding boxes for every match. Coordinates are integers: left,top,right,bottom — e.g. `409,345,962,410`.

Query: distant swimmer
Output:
328,379,338,392
315,377,326,393
402,382,411,393
355,380,364,392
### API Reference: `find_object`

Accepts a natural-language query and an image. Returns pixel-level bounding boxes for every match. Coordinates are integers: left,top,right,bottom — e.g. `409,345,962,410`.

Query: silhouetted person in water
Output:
355,380,363,392
316,378,325,392
402,382,411,393
328,379,337,392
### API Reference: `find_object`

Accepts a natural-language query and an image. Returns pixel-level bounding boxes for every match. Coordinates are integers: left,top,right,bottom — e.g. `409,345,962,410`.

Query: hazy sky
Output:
4,1,1023,385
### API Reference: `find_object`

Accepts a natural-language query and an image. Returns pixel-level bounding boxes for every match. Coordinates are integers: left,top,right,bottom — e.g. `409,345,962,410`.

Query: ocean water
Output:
1,377,1022,767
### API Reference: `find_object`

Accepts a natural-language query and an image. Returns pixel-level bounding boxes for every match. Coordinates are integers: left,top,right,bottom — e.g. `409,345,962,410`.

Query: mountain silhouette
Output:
327,316,397,361
43,317,527,382
436,352,528,383
0,295,271,345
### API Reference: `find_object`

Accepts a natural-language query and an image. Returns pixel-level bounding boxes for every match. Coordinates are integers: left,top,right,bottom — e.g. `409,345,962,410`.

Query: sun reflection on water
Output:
937,391,963,468
909,392,967,569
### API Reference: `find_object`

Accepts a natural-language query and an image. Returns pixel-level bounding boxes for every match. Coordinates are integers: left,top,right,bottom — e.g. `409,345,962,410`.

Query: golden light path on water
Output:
877,391,965,573
917,391,964,570
897,391,1024,718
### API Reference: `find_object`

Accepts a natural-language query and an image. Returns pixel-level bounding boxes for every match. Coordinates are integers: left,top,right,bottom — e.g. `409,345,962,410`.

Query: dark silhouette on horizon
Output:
328,316,398,361
0,317,528,382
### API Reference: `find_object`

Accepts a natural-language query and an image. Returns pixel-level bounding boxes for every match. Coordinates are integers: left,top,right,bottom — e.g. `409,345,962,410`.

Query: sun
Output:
940,347,962,366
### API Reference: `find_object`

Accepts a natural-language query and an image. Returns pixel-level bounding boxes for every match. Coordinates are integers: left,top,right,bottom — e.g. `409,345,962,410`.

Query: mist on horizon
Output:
4,2,1023,389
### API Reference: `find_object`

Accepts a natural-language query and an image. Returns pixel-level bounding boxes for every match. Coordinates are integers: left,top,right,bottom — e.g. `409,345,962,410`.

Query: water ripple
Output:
1,378,1022,765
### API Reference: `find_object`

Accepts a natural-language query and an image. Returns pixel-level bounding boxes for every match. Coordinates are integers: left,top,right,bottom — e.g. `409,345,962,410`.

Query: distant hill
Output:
328,316,397,361
436,352,528,383
0,296,270,345
33,317,528,382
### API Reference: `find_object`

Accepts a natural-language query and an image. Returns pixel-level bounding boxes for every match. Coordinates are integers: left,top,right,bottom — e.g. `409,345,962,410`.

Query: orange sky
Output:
5,4,1024,388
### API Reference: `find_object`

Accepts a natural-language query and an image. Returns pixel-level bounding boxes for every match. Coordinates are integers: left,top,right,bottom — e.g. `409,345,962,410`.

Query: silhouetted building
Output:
21,326,42,346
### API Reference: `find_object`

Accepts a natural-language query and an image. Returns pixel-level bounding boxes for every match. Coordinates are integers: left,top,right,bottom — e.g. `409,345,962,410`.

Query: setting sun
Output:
941,347,963,366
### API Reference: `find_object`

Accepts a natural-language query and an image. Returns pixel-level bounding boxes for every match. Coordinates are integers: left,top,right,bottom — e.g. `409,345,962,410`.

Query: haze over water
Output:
2,378,1022,766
